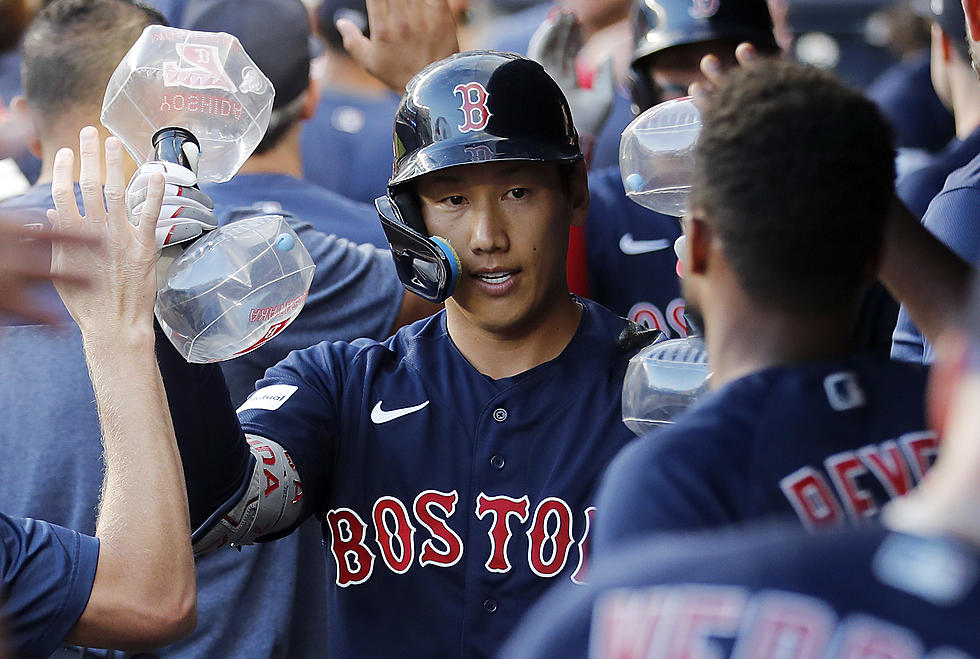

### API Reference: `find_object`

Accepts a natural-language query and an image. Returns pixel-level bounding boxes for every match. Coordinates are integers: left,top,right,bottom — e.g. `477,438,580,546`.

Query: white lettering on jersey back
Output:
370,400,430,424
592,585,953,659
237,384,299,413
823,371,867,411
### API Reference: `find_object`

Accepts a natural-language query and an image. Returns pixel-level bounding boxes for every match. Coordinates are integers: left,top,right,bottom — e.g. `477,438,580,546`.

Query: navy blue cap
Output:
183,0,311,108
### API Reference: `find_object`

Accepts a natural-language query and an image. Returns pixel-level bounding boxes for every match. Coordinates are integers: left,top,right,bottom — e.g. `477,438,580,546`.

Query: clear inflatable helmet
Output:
620,96,701,217
622,336,710,436
102,25,274,182
155,215,316,363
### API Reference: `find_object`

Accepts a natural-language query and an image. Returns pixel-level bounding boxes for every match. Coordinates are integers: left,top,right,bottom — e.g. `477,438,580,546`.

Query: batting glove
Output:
127,161,217,249
527,10,615,153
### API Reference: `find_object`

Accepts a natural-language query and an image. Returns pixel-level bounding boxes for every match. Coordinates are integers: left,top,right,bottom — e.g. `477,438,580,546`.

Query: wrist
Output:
81,322,156,357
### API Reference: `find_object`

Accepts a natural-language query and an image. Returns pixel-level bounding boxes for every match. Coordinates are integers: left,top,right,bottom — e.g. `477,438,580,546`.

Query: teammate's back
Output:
594,355,933,552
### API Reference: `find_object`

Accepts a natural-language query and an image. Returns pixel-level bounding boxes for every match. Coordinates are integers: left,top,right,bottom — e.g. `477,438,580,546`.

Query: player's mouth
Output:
471,268,520,296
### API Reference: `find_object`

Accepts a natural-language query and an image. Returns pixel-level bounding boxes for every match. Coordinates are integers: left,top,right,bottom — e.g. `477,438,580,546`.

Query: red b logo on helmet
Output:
689,0,720,19
454,82,492,133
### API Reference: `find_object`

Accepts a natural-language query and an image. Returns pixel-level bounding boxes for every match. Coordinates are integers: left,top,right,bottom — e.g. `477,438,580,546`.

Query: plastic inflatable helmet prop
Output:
102,24,274,183
155,214,316,363
620,96,701,218
622,336,711,436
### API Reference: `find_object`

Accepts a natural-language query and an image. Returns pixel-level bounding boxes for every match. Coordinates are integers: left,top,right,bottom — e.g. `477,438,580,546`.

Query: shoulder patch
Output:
237,384,299,413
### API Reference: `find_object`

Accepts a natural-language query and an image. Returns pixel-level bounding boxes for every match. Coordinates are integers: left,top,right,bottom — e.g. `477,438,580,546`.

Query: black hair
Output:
21,0,165,120
691,59,895,315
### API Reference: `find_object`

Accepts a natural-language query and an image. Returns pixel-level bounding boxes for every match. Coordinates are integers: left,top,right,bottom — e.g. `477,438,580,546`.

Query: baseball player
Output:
72,50,647,658
502,276,980,659
179,0,440,404
583,0,780,336
592,59,935,557
300,0,404,205
894,0,980,221
0,1,426,655
892,0,980,364
4,148,197,658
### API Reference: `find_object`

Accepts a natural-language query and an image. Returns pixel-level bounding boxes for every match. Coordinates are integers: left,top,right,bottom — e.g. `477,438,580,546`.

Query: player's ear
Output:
9,95,40,159
685,214,712,277
299,83,318,122
566,160,588,228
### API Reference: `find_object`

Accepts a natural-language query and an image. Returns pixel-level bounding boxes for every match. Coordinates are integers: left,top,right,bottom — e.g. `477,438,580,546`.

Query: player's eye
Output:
506,188,529,200
441,195,466,206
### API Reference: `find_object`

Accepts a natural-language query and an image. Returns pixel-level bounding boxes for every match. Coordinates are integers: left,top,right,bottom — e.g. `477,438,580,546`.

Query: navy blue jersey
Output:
300,89,401,205
893,151,980,363
501,523,980,659
234,298,636,658
589,90,637,172
1,513,99,659
867,51,955,154
593,356,933,556
586,166,684,335
202,171,388,248
897,126,980,220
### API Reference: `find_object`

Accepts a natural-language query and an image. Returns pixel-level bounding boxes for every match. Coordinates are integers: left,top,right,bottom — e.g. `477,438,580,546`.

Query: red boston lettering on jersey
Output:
326,508,376,587
372,496,416,574
526,497,575,578
780,466,845,532
858,441,914,498
571,506,596,584
475,493,529,573
732,591,836,658
667,585,748,658
454,82,492,132
825,452,878,524
414,490,464,568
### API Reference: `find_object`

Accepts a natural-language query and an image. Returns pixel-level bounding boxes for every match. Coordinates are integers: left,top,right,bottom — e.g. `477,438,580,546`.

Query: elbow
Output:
124,592,198,649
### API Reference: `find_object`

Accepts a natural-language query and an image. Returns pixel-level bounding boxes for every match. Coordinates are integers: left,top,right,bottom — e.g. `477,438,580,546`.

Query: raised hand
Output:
48,126,165,335
337,0,459,92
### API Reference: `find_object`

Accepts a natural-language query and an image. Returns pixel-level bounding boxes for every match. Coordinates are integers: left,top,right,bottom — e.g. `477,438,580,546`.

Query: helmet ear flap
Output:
375,193,461,304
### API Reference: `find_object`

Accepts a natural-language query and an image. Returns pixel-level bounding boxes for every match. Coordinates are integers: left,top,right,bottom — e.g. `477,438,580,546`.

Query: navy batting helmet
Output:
376,50,582,303
629,0,779,110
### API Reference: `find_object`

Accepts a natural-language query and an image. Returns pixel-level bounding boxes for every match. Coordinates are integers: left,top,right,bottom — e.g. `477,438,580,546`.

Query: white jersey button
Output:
483,598,498,614
490,454,505,470
492,408,508,422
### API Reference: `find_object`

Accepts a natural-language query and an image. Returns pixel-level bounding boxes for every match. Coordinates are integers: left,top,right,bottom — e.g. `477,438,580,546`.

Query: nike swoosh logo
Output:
371,400,430,424
619,234,671,255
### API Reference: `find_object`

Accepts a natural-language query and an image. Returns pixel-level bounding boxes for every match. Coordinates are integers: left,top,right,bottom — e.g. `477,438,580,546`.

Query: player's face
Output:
416,161,586,335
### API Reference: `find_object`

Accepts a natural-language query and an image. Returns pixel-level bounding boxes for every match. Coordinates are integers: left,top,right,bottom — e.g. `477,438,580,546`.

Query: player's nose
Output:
468,203,509,255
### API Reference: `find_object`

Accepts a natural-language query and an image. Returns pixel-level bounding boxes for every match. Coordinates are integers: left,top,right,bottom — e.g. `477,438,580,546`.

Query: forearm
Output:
70,327,195,648
879,198,972,344
155,323,253,530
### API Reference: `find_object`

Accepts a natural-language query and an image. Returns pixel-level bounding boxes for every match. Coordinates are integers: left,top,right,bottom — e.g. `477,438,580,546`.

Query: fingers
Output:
337,17,373,66
77,126,105,219
104,137,127,230
50,147,81,230
735,42,759,66
138,172,165,246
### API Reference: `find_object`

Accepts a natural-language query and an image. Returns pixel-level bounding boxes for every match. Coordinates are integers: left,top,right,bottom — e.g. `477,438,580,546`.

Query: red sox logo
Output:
164,43,237,92
454,82,492,133
689,0,720,19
